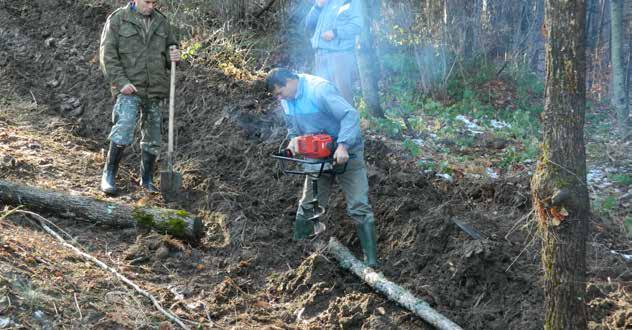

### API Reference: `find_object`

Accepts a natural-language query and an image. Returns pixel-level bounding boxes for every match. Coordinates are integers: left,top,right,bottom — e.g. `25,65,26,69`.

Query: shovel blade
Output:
160,170,182,201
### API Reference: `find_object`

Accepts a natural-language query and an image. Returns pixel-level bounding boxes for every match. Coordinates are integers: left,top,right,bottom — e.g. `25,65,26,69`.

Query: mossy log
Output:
328,237,463,330
0,179,203,242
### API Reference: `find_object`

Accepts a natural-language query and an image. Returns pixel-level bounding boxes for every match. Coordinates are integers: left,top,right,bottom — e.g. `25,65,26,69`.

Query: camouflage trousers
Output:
107,95,162,156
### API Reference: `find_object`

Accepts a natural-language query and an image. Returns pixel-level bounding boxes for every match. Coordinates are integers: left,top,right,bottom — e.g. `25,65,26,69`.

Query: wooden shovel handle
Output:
168,46,176,167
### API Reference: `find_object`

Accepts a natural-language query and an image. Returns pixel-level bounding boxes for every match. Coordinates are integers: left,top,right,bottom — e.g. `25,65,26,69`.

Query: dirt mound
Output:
0,1,630,329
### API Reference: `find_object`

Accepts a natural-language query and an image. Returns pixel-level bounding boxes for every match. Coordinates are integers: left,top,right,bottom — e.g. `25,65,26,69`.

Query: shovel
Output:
160,47,182,201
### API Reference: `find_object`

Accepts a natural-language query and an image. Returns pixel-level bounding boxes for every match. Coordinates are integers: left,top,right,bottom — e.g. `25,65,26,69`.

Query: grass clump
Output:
362,57,545,171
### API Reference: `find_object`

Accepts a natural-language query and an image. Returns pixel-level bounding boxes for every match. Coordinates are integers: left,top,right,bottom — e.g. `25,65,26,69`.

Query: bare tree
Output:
356,0,385,118
531,0,590,328
462,0,481,60
610,0,629,134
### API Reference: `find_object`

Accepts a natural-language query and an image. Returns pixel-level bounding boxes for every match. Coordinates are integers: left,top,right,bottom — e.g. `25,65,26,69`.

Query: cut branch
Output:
12,210,191,330
327,237,463,330
254,0,276,18
0,179,203,242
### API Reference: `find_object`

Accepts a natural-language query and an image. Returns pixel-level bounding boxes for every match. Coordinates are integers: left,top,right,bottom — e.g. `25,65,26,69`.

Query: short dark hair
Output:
265,68,298,91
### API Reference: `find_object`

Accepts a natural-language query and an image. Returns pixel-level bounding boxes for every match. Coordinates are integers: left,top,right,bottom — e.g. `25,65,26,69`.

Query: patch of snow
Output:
465,173,482,179
412,139,425,146
455,115,483,134
598,182,613,189
587,168,606,184
490,119,511,129
485,167,499,179
0,318,11,328
435,173,453,182
33,311,45,320
610,250,632,262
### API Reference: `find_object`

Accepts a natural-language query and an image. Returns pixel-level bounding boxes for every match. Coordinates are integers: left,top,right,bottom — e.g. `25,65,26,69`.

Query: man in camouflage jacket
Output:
99,0,179,194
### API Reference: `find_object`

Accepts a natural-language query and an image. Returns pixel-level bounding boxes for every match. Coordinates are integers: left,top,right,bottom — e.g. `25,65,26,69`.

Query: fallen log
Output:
0,179,203,243
327,237,463,330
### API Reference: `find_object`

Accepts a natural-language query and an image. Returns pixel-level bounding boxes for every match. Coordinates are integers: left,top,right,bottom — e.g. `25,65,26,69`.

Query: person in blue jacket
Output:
266,68,377,267
305,0,363,104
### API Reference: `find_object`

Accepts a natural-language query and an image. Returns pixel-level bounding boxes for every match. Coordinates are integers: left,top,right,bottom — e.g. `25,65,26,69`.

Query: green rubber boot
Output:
356,221,378,267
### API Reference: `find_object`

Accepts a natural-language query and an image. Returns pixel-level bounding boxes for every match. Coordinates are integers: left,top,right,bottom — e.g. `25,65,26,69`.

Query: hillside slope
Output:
0,1,629,329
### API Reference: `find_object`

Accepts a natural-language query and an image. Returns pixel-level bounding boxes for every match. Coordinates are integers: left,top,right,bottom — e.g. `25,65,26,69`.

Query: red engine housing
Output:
297,134,334,159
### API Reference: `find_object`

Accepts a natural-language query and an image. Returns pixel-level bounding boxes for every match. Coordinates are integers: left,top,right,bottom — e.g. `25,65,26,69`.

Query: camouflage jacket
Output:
99,4,178,99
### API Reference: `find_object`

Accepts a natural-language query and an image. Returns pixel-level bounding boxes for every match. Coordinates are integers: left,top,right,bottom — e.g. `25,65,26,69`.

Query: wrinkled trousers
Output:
314,50,357,104
294,149,375,240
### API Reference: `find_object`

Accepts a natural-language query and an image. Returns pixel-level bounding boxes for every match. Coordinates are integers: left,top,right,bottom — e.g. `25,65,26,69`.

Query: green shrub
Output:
609,174,632,186
367,116,402,138
625,217,632,239
402,139,421,157
593,195,618,216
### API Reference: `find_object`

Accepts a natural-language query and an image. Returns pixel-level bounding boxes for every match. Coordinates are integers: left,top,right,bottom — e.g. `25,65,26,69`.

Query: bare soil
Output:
0,1,630,329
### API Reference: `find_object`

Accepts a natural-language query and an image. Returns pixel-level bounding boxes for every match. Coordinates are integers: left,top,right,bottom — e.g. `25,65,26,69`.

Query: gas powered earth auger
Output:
271,134,351,235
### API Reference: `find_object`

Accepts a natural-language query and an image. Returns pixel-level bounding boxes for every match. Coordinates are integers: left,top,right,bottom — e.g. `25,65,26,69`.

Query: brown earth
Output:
0,0,630,329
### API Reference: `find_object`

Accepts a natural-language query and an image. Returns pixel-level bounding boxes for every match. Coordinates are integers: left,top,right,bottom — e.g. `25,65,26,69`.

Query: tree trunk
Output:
591,0,608,98
0,180,204,243
586,0,594,39
327,237,463,330
586,0,596,90
530,0,545,73
440,0,449,82
463,24,474,60
532,0,590,329
610,0,629,134
356,0,384,118
624,0,632,96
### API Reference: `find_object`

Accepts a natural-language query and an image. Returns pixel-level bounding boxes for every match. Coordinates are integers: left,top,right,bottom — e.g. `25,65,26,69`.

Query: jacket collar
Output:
122,3,164,30
294,75,306,100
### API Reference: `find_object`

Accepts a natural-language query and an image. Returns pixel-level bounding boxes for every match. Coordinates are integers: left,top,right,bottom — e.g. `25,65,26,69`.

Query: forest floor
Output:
0,1,631,329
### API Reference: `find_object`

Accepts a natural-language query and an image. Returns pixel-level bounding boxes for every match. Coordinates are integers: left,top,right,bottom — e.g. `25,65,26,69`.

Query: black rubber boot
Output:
100,142,125,194
356,221,378,268
140,151,159,192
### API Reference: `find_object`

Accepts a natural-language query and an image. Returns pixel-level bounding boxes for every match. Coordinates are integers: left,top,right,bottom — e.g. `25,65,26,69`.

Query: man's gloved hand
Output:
120,83,137,95
333,143,349,165
287,137,300,155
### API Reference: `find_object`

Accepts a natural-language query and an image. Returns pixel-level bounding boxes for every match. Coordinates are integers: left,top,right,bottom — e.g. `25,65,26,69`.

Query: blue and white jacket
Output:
305,0,363,52
281,74,363,151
